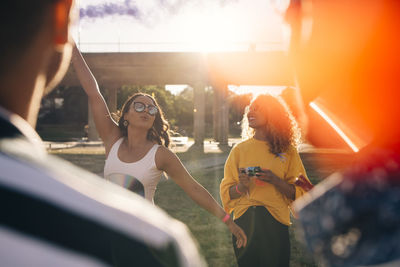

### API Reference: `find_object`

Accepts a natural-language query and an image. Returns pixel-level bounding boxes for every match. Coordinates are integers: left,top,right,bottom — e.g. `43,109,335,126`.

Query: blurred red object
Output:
294,175,313,191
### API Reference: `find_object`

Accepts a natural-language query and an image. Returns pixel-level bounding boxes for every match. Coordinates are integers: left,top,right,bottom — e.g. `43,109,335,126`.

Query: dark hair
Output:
242,94,301,155
0,0,58,75
117,93,170,147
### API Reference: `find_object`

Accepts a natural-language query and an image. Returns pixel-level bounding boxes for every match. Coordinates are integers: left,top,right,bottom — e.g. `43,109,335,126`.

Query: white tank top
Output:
104,138,163,203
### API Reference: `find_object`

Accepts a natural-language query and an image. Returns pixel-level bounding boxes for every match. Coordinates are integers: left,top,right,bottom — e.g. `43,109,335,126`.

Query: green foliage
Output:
228,92,252,136
228,92,252,125
173,87,194,130
38,86,88,125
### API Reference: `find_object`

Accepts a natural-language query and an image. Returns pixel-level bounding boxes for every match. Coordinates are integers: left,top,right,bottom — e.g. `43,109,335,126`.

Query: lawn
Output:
51,145,354,267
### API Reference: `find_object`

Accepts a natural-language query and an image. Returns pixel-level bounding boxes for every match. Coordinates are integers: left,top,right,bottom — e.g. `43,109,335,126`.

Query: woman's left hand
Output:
256,169,279,184
225,218,247,248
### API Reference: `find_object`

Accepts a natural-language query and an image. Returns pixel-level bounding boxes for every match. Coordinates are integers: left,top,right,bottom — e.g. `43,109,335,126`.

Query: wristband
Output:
222,213,230,223
235,184,244,195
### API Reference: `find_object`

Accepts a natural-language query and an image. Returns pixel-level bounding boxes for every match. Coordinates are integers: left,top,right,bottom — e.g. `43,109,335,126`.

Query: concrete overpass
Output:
60,51,295,146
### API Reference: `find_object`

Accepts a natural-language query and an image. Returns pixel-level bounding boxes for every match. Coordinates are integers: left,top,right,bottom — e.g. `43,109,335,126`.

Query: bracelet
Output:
222,213,230,223
235,184,244,195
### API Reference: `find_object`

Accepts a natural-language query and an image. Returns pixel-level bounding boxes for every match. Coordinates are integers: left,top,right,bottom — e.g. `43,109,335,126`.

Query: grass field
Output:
51,145,354,267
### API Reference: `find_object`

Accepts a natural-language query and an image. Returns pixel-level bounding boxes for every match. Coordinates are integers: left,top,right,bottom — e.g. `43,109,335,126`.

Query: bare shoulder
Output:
155,146,178,170
155,145,176,160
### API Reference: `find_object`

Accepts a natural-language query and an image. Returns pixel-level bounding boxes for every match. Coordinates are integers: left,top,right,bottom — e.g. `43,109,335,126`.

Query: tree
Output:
228,92,252,136
173,87,194,134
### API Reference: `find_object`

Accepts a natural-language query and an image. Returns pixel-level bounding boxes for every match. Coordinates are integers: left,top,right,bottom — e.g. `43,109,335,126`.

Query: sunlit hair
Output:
117,93,170,147
241,94,301,155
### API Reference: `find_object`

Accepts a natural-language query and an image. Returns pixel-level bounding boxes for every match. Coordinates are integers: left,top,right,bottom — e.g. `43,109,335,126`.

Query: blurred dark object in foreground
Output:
294,143,400,266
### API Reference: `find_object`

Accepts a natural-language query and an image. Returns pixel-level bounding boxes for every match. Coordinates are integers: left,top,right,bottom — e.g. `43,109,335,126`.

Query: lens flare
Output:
310,102,359,153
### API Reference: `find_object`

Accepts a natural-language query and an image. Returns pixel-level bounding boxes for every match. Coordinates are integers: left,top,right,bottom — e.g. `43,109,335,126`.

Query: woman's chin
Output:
248,122,257,129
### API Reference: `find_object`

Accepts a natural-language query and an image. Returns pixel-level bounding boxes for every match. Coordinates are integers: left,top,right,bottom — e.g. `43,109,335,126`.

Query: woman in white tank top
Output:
72,44,247,249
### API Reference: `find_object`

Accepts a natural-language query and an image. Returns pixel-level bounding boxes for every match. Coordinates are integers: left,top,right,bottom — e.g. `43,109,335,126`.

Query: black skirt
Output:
232,206,290,267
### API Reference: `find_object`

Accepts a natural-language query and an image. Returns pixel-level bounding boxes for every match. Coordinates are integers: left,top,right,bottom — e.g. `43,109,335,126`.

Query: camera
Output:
245,166,262,176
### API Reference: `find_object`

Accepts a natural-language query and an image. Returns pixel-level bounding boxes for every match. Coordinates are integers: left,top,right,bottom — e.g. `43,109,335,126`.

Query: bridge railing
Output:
76,41,287,53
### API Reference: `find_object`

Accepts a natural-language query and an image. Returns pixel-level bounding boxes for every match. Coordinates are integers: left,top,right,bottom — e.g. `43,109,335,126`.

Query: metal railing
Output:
76,41,287,53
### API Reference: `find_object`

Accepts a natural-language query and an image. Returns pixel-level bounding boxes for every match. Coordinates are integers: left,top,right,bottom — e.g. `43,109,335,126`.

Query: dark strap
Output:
0,115,21,138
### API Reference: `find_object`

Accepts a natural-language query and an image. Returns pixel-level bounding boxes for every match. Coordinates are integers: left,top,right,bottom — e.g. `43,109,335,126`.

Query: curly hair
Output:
241,94,301,155
116,93,170,147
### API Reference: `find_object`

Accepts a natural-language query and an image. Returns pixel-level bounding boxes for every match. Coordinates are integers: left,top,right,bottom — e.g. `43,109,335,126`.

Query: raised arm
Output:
71,43,120,151
156,147,247,248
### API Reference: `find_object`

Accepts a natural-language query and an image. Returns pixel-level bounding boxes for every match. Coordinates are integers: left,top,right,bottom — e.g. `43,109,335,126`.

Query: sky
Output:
73,0,291,96
74,0,290,52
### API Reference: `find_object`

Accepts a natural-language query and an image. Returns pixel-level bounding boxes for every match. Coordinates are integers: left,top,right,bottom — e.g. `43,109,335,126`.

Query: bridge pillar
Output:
213,83,229,145
193,83,206,147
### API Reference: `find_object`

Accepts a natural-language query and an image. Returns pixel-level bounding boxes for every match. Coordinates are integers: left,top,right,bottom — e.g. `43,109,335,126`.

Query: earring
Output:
123,120,129,127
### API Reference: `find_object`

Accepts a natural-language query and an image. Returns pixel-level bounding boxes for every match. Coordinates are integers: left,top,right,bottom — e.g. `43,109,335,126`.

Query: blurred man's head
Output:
286,0,400,149
0,0,74,125
0,0,74,94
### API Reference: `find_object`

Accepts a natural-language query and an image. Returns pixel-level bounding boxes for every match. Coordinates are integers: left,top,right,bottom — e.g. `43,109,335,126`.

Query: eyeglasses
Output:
132,101,158,116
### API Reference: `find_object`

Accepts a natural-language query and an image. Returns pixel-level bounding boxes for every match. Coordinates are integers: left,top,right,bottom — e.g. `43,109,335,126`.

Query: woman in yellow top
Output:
220,94,311,267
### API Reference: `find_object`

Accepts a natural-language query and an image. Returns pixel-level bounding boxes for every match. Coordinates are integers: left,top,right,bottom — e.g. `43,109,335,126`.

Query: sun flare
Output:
76,0,287,52
179,8,245,52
